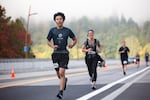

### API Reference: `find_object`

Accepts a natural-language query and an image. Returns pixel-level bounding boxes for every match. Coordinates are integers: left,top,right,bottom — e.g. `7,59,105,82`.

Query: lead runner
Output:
47,12,77,99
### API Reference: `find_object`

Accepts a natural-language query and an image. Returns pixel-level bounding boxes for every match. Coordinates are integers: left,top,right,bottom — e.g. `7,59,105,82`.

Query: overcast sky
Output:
1,0,150,24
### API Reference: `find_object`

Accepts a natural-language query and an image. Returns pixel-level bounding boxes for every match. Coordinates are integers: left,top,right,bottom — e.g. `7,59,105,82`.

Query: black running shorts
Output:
121,58,128,65
52,53,69,69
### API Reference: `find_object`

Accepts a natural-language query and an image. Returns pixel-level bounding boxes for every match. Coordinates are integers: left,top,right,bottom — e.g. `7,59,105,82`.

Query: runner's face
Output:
55,16,64,27
122,41,126,47
88,31,94,39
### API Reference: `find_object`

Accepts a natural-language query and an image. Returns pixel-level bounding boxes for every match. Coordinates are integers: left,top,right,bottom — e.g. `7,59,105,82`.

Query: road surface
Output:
0,62,150,100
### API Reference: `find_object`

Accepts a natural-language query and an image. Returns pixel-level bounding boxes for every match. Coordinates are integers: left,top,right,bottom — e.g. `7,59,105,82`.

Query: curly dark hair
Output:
53,12,65,21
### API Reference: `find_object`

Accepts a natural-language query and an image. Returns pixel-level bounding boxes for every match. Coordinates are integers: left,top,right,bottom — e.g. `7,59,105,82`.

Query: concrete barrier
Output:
0,59,86,74
0,59,120,74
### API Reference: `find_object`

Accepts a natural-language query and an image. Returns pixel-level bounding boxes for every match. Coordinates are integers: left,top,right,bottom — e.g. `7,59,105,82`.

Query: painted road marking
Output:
0,66,116,89
0,64,141,89
0,76,57,88
0,72,87,89
101,67,150,100
76,66,150,100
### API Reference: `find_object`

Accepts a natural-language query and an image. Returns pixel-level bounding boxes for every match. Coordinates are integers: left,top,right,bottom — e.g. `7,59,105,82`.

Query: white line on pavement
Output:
101,67,150,100
76,66,150,100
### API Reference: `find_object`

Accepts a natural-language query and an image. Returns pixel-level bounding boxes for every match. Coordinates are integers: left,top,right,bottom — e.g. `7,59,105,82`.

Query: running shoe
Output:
123,71,126,76
91,83,96,90
56,91,63,99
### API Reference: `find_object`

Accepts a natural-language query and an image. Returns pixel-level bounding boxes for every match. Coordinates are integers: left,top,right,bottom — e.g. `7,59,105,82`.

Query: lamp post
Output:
77,23,81,59
24,5,37,58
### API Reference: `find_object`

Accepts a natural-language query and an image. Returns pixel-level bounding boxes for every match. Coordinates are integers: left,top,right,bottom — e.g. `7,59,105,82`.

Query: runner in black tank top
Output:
82,29,101,90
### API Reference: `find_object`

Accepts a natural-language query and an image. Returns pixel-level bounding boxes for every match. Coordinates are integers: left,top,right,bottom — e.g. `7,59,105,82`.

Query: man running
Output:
135,52,140,68
145,51,149,66
118,40,130,75
47,12,77,99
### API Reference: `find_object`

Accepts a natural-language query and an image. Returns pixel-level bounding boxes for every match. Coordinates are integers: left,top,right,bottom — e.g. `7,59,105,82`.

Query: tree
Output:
24,10,150,59
125,36,142,57
120,15,127,25
0,5,34,58
143,21,150,43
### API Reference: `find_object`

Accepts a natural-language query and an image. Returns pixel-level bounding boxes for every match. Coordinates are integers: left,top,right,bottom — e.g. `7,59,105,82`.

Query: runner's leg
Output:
91,57,98,90
85,56,93,78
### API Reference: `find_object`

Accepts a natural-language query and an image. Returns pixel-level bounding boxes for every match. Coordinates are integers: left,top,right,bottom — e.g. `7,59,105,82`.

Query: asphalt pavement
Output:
0,62,150,100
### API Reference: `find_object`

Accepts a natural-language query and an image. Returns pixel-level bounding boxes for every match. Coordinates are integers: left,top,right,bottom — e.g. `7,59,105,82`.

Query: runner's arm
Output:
97,41,101,53
68,37,77,48
82,45,92,53
47,40,58,50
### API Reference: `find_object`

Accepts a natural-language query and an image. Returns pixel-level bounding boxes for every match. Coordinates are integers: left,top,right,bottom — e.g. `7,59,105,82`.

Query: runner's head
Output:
54,12,65,28
87,29,94,39
122,40,126,47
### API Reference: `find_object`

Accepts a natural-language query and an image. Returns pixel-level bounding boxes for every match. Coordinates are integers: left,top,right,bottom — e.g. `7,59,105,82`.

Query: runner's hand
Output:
87,48,92,52
121,50,125,53
68,44,74,48
53,45,58,50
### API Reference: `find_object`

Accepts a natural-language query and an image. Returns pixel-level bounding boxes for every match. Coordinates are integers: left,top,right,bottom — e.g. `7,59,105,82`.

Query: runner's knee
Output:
59,69,65,78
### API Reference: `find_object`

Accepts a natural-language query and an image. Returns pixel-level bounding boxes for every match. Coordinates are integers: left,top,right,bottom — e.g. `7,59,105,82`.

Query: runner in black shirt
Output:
47,12,77,99
145,51,149,66
135,52,140,68
118,40,130,75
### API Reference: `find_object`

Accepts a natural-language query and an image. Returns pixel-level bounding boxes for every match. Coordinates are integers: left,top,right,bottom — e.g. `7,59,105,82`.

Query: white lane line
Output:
101,67,150,100
76,67,150,100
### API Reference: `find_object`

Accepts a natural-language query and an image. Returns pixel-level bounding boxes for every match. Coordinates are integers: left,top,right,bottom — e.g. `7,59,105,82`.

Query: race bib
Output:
123,60,128,64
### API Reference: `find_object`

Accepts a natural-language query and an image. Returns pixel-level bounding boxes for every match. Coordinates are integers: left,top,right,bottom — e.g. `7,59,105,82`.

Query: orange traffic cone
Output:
11,68,15,78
